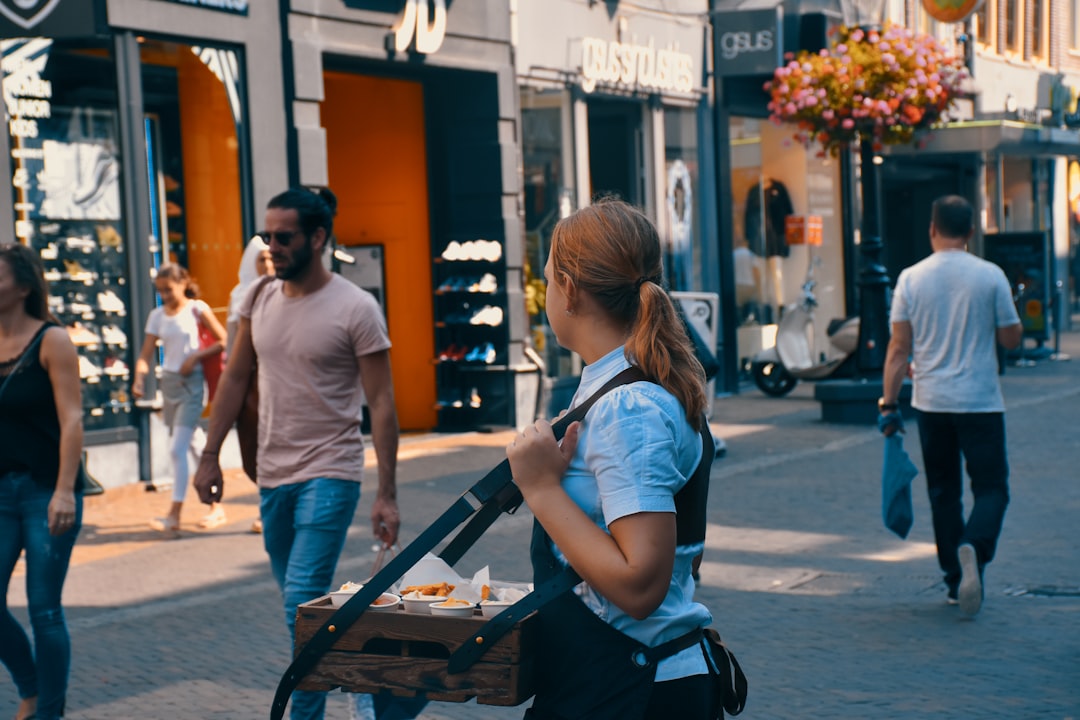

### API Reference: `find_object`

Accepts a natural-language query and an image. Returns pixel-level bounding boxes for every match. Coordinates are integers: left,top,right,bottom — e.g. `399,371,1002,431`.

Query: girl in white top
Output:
132,263,226,534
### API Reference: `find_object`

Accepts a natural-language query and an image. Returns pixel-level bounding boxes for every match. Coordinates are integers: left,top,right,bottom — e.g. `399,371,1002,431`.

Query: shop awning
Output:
886,120,1080,157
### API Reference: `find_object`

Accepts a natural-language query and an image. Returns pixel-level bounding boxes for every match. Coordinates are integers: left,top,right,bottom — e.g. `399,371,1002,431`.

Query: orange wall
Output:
322,72,436,430
176,50,243,321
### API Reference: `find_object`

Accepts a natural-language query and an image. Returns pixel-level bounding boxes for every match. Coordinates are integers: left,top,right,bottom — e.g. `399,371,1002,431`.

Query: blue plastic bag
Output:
882,434,918,538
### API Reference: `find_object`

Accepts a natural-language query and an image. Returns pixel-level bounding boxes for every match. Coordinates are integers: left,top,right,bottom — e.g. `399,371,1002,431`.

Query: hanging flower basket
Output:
766,24,968,157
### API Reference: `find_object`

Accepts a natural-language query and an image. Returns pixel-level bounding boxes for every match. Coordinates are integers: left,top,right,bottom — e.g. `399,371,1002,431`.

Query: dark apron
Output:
525,520,704,720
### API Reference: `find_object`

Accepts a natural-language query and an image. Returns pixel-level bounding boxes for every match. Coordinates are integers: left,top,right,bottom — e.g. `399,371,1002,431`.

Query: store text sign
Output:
393,0,446,55
150,0,248,15
581,36,694,94
713,8,783,77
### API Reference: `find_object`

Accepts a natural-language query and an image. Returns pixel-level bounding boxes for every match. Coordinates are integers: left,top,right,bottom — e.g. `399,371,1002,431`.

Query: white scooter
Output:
750,260,859,397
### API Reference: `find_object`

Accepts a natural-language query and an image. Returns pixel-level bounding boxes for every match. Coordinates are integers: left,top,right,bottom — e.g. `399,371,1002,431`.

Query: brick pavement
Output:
3,332,1079,719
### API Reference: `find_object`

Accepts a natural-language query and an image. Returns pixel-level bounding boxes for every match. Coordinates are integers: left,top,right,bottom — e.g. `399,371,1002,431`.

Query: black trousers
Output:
916,411,1010,592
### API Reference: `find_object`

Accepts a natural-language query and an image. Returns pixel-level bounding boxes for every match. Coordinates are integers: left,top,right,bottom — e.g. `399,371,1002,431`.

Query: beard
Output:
274,236,315,280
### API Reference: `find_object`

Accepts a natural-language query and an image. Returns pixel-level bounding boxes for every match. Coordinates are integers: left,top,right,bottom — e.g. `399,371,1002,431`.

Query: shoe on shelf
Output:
78,355,102,380
474,273,497,293
62,258,95,282
97,289,126,314
198,506,227,530
96,224,123,248
957,543,983,617
101,324,127,345
149,516,180,534
67,322,101,347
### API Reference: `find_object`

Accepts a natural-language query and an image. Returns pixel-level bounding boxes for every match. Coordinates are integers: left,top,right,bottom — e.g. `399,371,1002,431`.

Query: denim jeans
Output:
0,471,82,720
916,411,1010,593
260,477,360,720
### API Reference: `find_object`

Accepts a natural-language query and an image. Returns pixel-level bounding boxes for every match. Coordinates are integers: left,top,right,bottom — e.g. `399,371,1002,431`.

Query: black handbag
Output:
703,628,748,717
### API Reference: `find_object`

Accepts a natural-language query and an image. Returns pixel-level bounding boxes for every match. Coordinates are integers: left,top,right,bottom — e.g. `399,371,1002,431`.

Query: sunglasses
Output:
257,230,302,245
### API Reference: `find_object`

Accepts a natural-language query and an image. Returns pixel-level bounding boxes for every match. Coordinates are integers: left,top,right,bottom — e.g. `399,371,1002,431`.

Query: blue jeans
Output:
916,411,1010,593
260,478,360,720
0,471,82,720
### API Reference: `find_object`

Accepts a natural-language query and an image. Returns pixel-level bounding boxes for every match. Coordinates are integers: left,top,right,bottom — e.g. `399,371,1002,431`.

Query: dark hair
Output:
549,198,707,426
155,262,200,299
0,242,53,321
931,195,974,239
266,186,338,240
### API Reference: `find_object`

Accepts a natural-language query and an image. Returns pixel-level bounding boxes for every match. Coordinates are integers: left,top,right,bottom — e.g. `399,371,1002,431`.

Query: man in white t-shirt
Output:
879,195,1022,618
194,187,400,719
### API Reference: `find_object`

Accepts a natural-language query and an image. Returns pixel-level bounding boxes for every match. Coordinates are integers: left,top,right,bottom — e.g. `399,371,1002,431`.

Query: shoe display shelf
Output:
33,221,136,432
432,239,512,430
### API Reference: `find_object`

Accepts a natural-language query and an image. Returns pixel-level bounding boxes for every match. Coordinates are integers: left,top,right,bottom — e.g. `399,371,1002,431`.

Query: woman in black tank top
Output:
0,243,85,720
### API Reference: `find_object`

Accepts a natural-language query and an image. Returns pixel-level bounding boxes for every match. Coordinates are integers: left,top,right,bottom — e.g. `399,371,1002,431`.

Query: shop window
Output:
521,87,573,378
1004,0,1022,54
727,117,845,384
975,0,995,49
3,38,135,434
663,106,701,293
1030,0,1047,60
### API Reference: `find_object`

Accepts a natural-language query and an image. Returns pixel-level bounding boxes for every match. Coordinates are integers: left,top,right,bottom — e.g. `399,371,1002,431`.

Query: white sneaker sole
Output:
958,544,982,616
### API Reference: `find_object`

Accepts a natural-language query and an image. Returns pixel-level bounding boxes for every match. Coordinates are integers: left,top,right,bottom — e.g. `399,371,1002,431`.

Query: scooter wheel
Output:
752,361,798,397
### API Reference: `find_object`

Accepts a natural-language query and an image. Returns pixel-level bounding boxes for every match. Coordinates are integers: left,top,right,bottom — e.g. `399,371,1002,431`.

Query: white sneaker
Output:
957,543,983,617
65,235,95,252
104,357,129,376
97,290,126,314
442,241,463,261
475,273,497,293
101,325,127,346
480,240,502,262
78,355,102,379
469,305,503,326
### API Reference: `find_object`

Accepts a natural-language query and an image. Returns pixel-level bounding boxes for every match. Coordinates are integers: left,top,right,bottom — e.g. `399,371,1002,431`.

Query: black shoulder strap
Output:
270,366,647,720
448,412,713,674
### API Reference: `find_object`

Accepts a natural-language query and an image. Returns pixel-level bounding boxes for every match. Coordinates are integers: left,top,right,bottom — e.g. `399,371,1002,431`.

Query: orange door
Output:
322,72,436,430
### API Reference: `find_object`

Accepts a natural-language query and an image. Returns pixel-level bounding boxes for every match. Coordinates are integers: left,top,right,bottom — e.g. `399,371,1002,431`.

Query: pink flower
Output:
822,109,835,120
842,118,855,129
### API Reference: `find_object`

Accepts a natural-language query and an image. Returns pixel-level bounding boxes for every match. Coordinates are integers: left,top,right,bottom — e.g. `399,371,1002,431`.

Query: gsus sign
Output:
393,0,447,55
713,7,783,77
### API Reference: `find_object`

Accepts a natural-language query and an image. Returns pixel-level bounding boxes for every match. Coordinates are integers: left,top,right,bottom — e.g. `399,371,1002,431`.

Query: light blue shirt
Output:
890,251,1020,413
553,346,712,680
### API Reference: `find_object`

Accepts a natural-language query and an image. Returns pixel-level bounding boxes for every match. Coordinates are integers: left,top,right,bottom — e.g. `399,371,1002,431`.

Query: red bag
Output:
194,305,224,402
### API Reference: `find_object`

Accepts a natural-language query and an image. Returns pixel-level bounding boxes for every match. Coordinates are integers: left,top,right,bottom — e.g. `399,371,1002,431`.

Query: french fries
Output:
400,582,455,597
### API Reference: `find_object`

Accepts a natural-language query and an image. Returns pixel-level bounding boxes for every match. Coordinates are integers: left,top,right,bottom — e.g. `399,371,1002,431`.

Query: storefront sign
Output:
149,0,248,16
580,36,694,94
0,0,101,36
713,8,783,77
393,0,446,54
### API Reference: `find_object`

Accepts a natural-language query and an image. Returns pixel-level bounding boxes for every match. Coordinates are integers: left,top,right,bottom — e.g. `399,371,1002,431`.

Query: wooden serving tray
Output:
294,596,536,706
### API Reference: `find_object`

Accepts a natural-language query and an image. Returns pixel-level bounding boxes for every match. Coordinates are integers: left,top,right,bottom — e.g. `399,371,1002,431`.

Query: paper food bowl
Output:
402,593,447,614
429,599,477,618
329,583,363,607
479,600,515,618
367,592,401,612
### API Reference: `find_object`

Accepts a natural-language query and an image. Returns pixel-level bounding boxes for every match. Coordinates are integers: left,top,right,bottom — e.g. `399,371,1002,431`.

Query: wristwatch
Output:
878,397,899,413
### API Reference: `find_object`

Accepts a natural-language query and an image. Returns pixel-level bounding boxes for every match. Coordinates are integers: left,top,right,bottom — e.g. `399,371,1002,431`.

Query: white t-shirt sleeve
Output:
145,306,163,337
889,271,910,324
993,270,1021,327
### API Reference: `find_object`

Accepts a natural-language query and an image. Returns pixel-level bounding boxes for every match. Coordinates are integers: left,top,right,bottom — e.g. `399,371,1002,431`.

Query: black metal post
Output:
855,137,891,372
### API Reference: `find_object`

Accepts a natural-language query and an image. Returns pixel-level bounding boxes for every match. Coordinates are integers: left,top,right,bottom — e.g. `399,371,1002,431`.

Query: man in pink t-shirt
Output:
195,187,400,720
